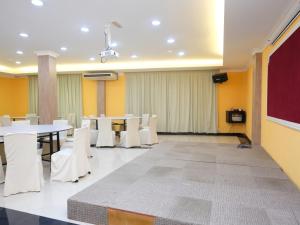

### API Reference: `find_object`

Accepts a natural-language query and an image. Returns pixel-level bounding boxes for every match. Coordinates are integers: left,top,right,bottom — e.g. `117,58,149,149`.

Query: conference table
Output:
0,124,72,158
85,116,141,130
10,116,40,121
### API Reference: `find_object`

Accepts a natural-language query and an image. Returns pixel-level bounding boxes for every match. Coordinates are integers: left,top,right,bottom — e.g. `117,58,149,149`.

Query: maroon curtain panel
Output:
267,26,300,124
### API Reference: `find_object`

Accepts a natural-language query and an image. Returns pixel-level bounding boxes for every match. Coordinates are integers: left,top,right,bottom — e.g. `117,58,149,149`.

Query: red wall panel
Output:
268,26,300,124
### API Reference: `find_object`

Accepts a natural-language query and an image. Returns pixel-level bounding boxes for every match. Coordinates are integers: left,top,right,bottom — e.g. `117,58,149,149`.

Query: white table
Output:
84,116,141,130
10,116,40,121
0,124,72,157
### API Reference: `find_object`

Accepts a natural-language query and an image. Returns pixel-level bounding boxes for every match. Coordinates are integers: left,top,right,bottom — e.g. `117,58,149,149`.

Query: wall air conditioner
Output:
82,71,118,80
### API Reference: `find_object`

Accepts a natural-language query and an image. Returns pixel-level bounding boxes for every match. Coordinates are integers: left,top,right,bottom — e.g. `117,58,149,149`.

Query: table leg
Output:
56,131,60,151
96,119,98,130
49,133,53,157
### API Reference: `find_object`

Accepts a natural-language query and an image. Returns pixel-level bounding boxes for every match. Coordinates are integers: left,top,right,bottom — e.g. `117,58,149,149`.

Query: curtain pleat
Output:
28,76,38,114
57,74,83,128
125,71,217,133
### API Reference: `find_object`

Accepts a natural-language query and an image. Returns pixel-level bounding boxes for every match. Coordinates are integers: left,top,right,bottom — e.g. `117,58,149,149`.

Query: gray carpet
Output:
68,141,300,225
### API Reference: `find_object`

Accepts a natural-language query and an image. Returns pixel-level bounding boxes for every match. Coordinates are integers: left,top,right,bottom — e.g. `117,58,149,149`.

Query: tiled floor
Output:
0,207,77,225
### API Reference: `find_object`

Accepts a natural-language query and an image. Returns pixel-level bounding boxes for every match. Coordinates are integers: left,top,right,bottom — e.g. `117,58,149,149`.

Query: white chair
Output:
88,115,97,129
11,120,30,126
80,119,98,146
96,118,116,147
26,113,36,117
120,117,141,148
53,120,68,142
0,115,11,126
51,127,91,182
141,114,150,128
67,113,76,135
26,115,39,125
125,114,134,118
0,156,4,184
81,119,98,146
65,120,93,157
3,132,43,196
140,116,159,145
100,114,106,117
81,120,93,157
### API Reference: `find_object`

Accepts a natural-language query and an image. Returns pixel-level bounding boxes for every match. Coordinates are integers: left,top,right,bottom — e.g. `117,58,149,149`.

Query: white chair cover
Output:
11,120,30,126
125,114,134,118
26,115,39,125
120,117,141,148
3,132,43,196
67,113,76,135
82,118,98,145
26,113,36,117
96,118,116,147
0,156,4,184
51,127,91,182
88,115,97,129
53,120,68,142
100,114,106,117
0,116,11,126
141,114,150,128
140,116,159,145
81,119,93,156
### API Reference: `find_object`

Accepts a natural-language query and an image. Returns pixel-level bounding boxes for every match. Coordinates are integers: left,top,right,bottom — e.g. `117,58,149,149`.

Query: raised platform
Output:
68,141,300,225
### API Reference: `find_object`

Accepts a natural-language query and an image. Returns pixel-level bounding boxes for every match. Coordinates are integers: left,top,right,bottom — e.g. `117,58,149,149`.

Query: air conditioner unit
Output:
82,72,118,80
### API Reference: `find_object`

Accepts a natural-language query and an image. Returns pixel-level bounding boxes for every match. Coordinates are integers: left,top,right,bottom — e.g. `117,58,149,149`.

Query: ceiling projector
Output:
100,49,119,59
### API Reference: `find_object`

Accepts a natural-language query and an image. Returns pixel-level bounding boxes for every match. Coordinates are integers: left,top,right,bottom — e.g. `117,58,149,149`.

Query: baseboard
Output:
158,132,252,145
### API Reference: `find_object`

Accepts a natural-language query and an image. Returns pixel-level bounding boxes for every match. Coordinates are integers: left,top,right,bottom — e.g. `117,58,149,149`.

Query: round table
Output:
0,124,72,157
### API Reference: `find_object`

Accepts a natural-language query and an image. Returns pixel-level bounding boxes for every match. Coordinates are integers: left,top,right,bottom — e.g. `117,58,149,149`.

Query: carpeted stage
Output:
67,142,300,225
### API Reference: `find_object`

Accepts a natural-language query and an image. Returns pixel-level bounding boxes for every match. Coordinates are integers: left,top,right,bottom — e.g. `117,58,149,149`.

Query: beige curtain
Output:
28,75,38,114
57,74,83,128
126,71,217,133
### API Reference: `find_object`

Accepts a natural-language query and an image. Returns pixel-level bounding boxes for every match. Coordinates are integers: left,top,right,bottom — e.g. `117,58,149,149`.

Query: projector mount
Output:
100,21,122,63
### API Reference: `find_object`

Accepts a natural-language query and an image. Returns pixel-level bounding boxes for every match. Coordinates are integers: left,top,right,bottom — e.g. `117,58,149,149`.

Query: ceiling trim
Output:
7,58,222,74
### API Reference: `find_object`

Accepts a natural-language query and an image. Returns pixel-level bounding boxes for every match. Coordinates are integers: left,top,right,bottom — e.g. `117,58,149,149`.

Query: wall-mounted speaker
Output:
212,73,228,83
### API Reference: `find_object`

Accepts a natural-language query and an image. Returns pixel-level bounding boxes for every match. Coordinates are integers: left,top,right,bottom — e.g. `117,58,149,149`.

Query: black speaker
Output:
212,73,228,83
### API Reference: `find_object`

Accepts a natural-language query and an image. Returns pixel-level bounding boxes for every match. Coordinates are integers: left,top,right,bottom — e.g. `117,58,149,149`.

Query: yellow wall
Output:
81,73,126,117
261,17,300,188
82,78,98,116
217,72,248,133
105,73,126,116
0,76,28,117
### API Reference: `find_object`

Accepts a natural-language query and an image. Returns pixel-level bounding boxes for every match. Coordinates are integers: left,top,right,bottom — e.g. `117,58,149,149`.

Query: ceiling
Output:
0,0,298,73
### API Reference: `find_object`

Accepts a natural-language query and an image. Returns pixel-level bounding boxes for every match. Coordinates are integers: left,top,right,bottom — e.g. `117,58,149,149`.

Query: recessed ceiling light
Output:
19,33,29,38
89,57,95,61
152,20,161,26
131,55,138,59
16,50,23,55
31,0,43,7
178,51,185,56
81,27,89,33
110,42,118,47
60,47,67,51
167,38,175,44
16,61,21,64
